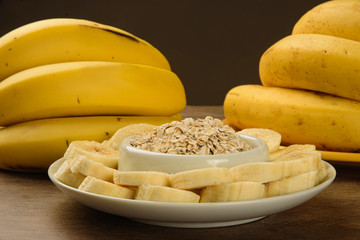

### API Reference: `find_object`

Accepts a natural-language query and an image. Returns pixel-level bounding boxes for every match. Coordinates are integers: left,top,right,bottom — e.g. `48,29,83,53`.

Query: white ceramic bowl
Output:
118,134,269,174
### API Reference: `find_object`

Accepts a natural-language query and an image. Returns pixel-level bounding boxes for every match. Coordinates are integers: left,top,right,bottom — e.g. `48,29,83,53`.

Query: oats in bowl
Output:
130,116,253,155
119,117,268,174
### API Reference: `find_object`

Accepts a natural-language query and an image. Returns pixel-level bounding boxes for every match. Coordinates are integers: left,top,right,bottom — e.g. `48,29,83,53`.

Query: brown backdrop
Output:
0,0,327,105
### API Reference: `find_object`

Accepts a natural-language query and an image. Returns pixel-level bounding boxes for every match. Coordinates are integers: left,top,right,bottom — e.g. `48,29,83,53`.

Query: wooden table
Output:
1,106,359,240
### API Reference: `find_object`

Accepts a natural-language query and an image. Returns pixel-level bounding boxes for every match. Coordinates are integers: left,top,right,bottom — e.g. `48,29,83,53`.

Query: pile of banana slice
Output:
54,123,329,203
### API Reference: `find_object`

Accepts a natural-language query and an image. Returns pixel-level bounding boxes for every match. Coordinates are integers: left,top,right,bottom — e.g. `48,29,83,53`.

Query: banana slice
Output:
230,162,284,183
282,151,321,178
270,144,316,161
231,151,320,183
103,123,156,151
266,170,318,197
238,128,281,152
78,176,135,199
113,171,170,187
200,181,265,203
69,155,116,182
135,185,200,203
170,167,232,190
54,160,86,188
316,161,328,185
64,140,119,168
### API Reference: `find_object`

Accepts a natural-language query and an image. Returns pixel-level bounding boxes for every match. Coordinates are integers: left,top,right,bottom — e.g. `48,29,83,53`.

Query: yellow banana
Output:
0,61,186,126
259,33,360,101
0,18,170,82
223,85,360,152
0,114,181,172
292,0,360,42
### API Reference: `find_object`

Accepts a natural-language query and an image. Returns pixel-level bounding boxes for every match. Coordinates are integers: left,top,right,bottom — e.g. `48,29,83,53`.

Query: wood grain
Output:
0,106,359,240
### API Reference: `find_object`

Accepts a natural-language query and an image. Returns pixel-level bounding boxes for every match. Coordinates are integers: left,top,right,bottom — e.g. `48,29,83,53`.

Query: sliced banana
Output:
231,151,321,183
270,144,316,161
78,176,135,199
230,162,284,183
56,123,328,203
238,128,282,152
281,151,321,178
54,160,86,188
69,155,116,182
64,140,119,168
316,160,328,185
113,170,170,187
170,167,232,190
102,123,156,151
200,181,265,203
135,185,200,203
266,170,318,197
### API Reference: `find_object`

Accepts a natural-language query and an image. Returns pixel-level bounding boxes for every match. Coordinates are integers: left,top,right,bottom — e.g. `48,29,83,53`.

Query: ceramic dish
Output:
118,134,269,173
48,158,336,228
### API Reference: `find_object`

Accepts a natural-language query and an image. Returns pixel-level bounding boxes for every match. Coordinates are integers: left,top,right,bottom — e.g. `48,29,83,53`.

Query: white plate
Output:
48,158,336,228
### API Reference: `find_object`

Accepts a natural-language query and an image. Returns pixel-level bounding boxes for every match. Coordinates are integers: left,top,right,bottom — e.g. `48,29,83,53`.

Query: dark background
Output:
0,0,327,105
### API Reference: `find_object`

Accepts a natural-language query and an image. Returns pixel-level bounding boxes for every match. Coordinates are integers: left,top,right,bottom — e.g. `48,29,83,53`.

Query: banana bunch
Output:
53,126,328,203
0,18,186,172
224,0,360,152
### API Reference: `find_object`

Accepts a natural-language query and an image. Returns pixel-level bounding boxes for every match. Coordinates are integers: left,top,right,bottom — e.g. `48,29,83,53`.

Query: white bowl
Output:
118,134,269,174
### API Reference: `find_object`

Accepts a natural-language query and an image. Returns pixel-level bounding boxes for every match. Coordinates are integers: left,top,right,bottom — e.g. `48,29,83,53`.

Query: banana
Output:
266,170,318,197
230,162,284,183
200,182,265,203
170,167,232,190
269,144,316,161
237,128,282,152
222,118,240,131
231,150,320,183
223,85,360,152
270,144,327,185
316,160,328,185
0,18,170,82
69,156,116,182
292,0,360,42
113,171,170,187
0,115,181,172
259,33,360,101
0,61,186,126
102,123,156,151
135,185,200,203
281,151,321,178
64,140,119,168
78,176,135,199
54,160,86,188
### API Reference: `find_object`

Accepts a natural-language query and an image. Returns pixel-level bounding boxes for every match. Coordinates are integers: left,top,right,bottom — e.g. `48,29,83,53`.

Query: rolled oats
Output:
129,116,253,155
